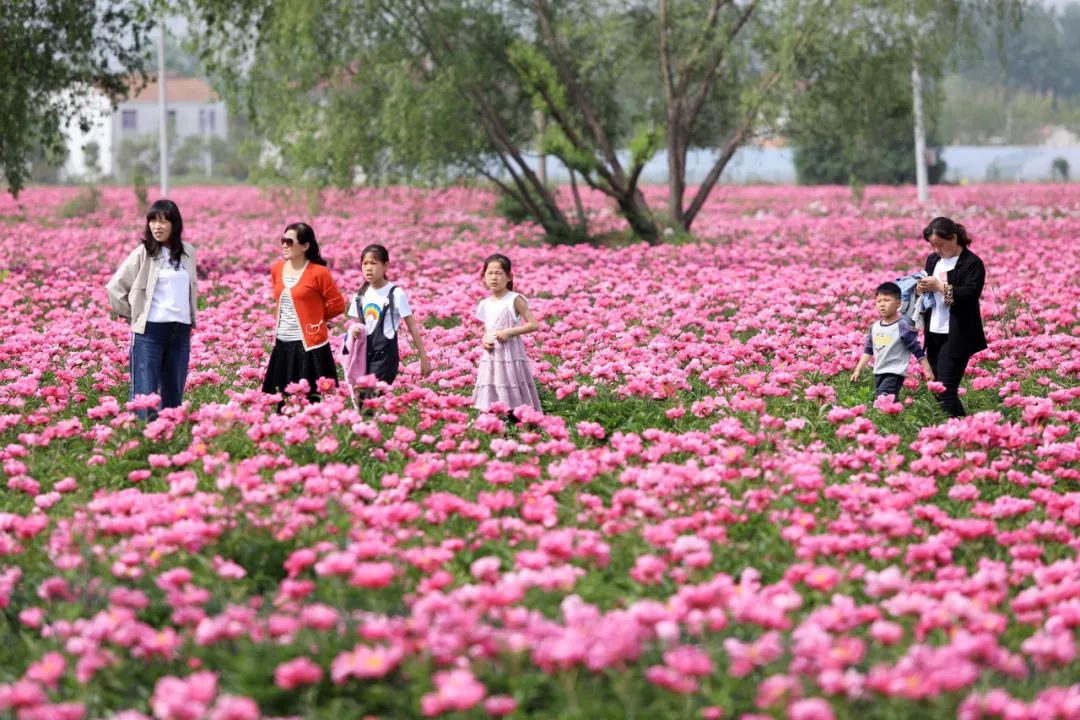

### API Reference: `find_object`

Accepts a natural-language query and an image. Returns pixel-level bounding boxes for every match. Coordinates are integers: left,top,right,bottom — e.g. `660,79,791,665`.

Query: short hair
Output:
875,282,901,300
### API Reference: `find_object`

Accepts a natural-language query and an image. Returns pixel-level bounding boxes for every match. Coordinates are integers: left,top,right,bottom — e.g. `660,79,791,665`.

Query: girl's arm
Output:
495,295,539,342
402,315,432,377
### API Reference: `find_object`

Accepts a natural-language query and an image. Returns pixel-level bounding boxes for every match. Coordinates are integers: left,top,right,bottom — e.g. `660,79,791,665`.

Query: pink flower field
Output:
0,183,1079,719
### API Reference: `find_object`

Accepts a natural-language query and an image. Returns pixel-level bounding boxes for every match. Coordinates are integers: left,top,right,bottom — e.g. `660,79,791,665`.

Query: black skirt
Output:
262,340,339,397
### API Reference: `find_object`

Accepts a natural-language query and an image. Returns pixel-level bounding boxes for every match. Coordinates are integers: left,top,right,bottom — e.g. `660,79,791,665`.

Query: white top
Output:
276,268,305,341
476,292,520,326
347,282,412,339
928,255,959,334
147,253,192,324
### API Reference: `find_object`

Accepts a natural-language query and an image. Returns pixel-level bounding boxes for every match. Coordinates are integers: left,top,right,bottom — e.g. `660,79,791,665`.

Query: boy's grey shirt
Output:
864,317,925,376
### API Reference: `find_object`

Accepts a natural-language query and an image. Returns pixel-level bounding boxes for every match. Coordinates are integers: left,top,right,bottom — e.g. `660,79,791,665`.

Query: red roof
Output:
125,75,219,104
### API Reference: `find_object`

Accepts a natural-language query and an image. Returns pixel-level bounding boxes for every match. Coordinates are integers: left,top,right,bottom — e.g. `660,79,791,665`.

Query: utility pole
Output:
158,22,169,197
911,59,928,204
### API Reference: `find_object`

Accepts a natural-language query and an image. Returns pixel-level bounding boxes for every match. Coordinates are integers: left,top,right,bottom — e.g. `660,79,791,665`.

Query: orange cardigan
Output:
271,261,346,350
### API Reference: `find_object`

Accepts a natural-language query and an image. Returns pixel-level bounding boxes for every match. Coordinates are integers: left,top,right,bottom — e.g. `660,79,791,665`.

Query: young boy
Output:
851,282,935,400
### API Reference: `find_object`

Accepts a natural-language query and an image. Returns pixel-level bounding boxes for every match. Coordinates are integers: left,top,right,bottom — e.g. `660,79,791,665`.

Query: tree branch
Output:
531,0,625,183
684,0,757,132
658,0,677,109
396,0,568,226
683,66,781,227
674,0,731,98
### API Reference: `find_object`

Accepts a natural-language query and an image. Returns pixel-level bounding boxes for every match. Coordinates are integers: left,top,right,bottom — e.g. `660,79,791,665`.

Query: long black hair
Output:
923,217,972,247
285,222,328,266
482,253,514,291
143,199,185,268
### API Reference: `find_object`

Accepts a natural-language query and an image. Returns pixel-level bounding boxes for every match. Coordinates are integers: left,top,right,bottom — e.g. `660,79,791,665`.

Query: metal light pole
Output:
911,59,928,204
157,22,169,197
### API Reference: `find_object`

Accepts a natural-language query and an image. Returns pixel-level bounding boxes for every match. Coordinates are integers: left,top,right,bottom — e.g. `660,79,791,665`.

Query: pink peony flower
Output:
274,657,323,690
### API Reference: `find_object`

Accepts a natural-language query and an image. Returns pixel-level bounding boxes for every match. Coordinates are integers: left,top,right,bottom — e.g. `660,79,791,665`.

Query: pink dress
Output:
471,292,542,413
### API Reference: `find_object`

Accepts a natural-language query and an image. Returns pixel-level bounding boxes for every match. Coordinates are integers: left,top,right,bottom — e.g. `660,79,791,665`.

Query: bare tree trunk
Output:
616,188,660,244
683,124,753,230
667,113,687,225
535,109,547,186
569,168,586,230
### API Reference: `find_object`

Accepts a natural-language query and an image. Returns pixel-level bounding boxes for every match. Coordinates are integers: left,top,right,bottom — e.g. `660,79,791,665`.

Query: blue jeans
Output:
130,321,191,419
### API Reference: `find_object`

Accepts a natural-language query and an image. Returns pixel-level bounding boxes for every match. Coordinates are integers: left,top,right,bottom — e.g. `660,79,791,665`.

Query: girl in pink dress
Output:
471,254,542,414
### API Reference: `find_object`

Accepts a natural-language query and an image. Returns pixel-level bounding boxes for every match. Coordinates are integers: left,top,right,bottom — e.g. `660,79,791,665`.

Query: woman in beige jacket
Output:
106,199,197,419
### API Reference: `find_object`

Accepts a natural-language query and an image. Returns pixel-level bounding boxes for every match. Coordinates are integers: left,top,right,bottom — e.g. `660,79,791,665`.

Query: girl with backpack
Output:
346,244,432,390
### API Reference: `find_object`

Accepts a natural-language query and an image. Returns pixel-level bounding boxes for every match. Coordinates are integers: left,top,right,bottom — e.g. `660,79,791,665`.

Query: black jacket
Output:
922,247,987,356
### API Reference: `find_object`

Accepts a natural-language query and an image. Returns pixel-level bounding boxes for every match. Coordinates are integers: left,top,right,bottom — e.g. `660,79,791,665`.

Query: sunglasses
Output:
280,237,301,247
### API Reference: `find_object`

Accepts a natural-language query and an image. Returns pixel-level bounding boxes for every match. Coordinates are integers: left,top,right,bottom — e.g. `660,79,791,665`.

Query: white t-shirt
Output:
347,282,412,339
147,254,191,324
929,255,959,334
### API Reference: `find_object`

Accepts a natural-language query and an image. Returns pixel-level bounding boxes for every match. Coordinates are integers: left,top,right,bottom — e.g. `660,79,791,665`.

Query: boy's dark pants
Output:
874,373,906,401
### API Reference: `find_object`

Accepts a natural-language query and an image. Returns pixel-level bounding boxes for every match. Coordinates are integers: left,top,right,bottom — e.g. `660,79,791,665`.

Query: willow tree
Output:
180,0,1018,243
1,1,153,196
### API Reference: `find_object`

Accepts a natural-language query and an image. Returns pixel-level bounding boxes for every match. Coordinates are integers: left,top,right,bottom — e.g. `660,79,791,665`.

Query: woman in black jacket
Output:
916,217,987,418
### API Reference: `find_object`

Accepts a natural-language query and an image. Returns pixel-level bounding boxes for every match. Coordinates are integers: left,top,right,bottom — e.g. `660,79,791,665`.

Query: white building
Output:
59,86,114,180
61,74,227,181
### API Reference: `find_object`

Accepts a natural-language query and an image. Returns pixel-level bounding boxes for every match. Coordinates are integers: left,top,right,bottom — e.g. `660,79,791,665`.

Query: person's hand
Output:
482,330,496,351
420,356,432,377
495,328,513,343
921,358,935,383
348,324,363,338
851,367,862,383
917,277,944,294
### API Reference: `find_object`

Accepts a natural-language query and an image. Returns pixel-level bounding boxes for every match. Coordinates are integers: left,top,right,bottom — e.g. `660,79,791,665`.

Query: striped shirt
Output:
276,269,304,341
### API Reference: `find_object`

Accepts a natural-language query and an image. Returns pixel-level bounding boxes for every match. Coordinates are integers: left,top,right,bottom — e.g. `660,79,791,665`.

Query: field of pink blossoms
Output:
1,183,1079,720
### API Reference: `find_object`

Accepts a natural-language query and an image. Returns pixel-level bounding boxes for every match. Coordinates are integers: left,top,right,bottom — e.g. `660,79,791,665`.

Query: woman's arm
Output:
321,269,346,319
402,315,432,376
105,247,142,319
947,255,985,306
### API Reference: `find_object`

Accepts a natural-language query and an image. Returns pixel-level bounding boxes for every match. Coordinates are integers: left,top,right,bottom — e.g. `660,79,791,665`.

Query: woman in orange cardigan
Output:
261,222,346,403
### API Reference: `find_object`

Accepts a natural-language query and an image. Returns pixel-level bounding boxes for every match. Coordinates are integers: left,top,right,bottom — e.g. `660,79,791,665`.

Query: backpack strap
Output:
386,285,398,332
355,281,370,320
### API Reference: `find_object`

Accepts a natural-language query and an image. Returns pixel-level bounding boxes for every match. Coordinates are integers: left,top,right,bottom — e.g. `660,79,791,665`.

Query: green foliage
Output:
494,189,591,245
507,41,568,113
493,191,534,225
177,0,1022,245
132,165,149,208
57,184,100,218
82,141,103,179
628,125,665,171
955,2,1080,100
540,126,599,177
0,0,152,197
1052,157,1070,182
937,75,1080,146
789,24,949,187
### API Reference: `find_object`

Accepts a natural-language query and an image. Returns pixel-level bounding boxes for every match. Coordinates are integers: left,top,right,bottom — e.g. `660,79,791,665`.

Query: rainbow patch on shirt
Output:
364,303,382,324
